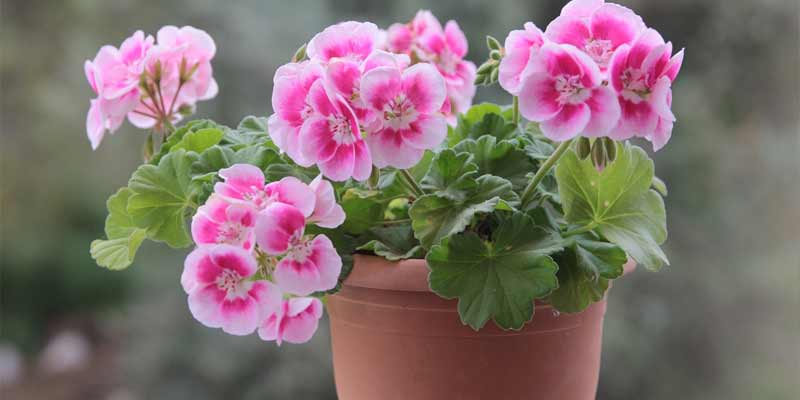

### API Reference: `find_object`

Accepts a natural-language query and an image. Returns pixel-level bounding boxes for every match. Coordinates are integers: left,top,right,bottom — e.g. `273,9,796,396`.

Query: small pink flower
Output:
499,22,545,95
258,297,323,345
545,1,645,70
360,63,447,169
307,21,381,63
84,31,154,148
518,43,621,141
417,20,476,115
268,61,324,166
308,175,346,229
608,29,684,150
154,25,218,101
299,80,372,181
181,244,282,336
215,164,316,216
274,234,342,296
254,202,307,255
191,194,256,250
386,10,442,55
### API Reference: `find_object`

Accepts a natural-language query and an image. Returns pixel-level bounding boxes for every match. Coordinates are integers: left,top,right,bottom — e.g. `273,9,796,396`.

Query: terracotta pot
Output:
327,255,635,400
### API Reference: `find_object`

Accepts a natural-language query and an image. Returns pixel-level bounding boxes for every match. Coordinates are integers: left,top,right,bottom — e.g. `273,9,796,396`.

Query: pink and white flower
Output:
545,1,645,70
191,194,256,250
268,61,324,166
258,297,324,345
386,10,442,55
498,22,545,95
518,42,620,141
215,164,315,216
308,175,346,229
153,25,218,102
181,244,282,336
360,63,447,168
84,31,154,149
608,28,684,150
254,202,307,255
299,80,372,181
273,234,342,295
307,21,381,63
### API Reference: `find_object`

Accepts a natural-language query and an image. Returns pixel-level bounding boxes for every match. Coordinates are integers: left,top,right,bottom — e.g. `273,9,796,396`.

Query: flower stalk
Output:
520,138,574,207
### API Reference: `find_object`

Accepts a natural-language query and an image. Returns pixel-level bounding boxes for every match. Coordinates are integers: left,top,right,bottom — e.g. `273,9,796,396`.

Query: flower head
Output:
308,175,346,229
215,164,315,215
258,297,323,345
546,1,645,70
181,245,282,335
269,61,324,166
273,234,342,296
517,42,620,141
360,63,447,168
498,22,545,95
191,194,256,250
608,28,683,150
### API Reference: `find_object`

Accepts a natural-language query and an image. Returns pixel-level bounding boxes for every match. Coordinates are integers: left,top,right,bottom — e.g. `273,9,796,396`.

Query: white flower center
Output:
584,38,614,68
287,237,314,263
217,221,248,245
216,269,247,298
620,67,650,103
555,75,591,105
244,187,279,210
329,114,357,145
383,94,418,130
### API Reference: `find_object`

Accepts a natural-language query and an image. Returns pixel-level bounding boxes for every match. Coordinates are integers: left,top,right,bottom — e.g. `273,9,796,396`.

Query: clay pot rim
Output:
345,254,638,294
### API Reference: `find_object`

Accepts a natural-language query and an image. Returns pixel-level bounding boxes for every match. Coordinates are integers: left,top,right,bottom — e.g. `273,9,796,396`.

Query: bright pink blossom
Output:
386,10,442,55
258,297,323,345
215,164,315,216
545,1,645,70
360,63,447,168
254,202,307,255
518,43,620,141
154,25,218,101
307,21,381,63
308,175,346,229
181,244,281,336
608,29,684,150
274,234,342,296
268,61,324,166
191,194,256,250
498,22,545,95
299,80,372,181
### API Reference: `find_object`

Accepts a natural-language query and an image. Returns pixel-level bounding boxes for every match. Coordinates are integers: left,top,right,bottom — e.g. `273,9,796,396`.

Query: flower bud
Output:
576,137,591,160
603,137,616,162
292,43,308,62
486,35,502,51
591,138,607,171
489,49,502,60
490,67,499,83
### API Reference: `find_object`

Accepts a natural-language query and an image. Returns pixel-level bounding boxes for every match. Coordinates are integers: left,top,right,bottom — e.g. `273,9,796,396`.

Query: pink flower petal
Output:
614,98,659,140
402,63,446,114
608,44,631,92
361,66,402,111
255,203,306,255
280,297,323,344
545,16,590,49
366,129,425,169
560,0,604,18
274,234,342,295
188,285,226,329
590,3,645,48
401,114,447,150
540,103,591,141
518,74,562,122
650,116,674,152
264,176,316,217
309,175,346,229
307,21,380,62
351,140,373,182
627,28,665,70
299,116,340,164
318,144,356,182
499,22,544,95
583,86,621,137
215,164,266,201
444,20,468,58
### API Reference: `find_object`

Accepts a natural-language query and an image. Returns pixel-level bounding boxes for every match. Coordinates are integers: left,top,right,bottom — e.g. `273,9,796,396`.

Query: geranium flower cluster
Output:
268,19,458,182
386,10,478,124
84,26,218,149
499,0,684,150
182,164,345,344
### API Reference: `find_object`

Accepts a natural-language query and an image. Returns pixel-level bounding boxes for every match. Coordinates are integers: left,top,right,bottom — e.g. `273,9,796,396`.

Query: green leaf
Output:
127,149,198,248
454,136,536,190
358,224,424,261
339,188,386,235
151,120,221,164
449,103,514,147
420,149,478,200
219,116,271,147
377,151,434,198
549,236,627,313
652,176,668,196
409,175,519,248
427,212,562,330
556,142,669,270
90,188,147,270
169,127,224,154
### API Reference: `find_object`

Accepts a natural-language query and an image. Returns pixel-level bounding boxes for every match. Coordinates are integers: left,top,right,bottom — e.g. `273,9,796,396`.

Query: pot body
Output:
327,255,612,400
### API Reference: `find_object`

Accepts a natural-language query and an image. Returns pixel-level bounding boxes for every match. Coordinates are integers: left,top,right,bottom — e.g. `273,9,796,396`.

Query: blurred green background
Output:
1,0,798,399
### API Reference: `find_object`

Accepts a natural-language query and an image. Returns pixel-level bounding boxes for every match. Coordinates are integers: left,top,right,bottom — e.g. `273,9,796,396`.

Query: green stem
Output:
520,138,575,207
399,169,424,198
512,96,520,126
382,218,411,225
562,222,598,238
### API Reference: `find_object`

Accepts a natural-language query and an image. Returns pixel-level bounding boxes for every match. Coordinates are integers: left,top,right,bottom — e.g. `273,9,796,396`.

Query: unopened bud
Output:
486,35,502,51
603,137,617,162
490,67,499,83
476,61,494,75
292,43,308,62
591,138,607,171
576,137,591,160
489,49,502,60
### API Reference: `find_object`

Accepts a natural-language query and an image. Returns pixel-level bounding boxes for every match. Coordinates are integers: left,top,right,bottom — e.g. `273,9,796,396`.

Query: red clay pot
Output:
327,255,634,400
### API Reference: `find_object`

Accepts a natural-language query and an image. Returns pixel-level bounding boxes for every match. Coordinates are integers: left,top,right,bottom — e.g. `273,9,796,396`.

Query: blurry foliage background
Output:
1,0,798,399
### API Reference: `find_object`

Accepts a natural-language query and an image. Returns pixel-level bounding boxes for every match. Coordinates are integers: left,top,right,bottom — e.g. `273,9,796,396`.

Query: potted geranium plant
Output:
87,1,683,398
